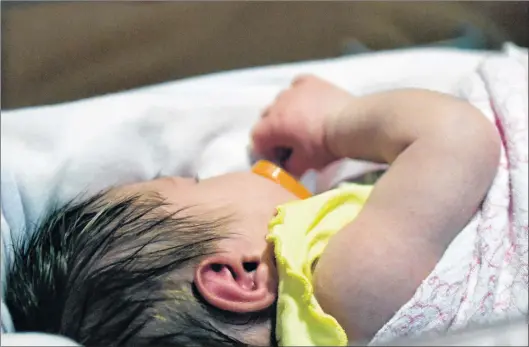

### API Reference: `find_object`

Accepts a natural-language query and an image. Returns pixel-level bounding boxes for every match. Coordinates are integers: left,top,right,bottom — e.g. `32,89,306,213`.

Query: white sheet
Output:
1,45,518,345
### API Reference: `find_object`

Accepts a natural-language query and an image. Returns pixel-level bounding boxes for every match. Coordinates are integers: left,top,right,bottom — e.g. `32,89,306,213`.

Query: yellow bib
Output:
266,183,373,346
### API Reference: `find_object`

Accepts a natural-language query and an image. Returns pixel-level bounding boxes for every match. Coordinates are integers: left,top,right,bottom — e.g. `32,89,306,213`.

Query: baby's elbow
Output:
473,115,501,176
455,107,502,187
483,122,501,172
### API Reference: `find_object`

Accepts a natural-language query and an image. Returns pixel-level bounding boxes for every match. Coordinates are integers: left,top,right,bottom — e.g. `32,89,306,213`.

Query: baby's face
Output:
117,171,298,257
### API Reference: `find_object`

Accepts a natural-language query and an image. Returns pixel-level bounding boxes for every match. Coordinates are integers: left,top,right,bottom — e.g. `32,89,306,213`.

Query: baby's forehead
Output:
115,177,226,212
106,179,172,205
115,177,178,194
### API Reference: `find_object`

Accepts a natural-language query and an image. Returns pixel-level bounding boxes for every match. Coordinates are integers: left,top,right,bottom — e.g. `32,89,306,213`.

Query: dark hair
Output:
5,190,275,346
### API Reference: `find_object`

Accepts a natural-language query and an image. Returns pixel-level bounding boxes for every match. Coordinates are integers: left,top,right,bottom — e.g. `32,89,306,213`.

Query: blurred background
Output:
1,1,528,110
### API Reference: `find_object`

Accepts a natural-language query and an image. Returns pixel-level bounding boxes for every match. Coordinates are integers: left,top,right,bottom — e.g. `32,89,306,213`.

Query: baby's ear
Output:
194,255,276,313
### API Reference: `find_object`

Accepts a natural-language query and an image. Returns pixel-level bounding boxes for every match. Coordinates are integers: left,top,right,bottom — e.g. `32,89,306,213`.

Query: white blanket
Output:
1,45,526,345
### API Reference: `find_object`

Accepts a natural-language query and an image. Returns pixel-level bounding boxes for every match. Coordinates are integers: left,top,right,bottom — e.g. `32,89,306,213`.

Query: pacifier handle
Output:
252,160,312,199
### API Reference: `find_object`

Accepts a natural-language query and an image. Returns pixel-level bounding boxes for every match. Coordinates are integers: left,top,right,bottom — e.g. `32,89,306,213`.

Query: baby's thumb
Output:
251,119,292,162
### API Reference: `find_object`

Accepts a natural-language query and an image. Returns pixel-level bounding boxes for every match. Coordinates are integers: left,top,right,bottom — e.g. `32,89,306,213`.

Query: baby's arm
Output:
313,89,501,340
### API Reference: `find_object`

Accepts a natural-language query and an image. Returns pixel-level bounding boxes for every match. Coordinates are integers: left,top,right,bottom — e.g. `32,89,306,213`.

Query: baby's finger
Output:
282,150,312,178
251,118,296,162
274,89,288,101
291,74,314,86
260,105,272,119
274,147,293,167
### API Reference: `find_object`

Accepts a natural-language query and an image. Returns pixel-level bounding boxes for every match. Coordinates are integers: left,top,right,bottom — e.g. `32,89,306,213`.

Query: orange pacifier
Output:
251,160,313,199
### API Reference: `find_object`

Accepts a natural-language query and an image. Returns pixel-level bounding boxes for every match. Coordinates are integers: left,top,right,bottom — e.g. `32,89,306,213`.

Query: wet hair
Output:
5,190,276,346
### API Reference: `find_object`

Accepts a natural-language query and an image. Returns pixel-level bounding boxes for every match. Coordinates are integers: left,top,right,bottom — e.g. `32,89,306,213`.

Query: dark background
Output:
2,1,528,109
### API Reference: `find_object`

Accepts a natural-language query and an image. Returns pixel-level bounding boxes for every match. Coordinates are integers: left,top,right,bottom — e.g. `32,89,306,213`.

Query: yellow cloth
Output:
266,183,373,346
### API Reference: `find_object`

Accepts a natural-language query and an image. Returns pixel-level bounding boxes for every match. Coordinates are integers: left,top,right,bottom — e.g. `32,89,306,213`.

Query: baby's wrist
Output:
324,96,369,160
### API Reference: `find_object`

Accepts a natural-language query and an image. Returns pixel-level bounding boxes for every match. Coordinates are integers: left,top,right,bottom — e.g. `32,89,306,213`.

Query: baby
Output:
5,76,500,346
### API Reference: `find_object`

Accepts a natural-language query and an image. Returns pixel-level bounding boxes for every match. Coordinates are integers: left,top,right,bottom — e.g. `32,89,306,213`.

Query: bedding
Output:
1,44,526,345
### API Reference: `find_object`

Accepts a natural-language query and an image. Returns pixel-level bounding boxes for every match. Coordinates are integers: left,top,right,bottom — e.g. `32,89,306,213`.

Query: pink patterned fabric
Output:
370,51,528,344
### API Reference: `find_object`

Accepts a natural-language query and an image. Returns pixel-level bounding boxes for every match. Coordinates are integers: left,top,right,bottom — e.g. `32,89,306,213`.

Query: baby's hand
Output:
251,75,355,177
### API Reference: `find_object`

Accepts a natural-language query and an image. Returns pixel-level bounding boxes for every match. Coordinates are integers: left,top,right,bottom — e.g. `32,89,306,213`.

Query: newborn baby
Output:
5,76,501,346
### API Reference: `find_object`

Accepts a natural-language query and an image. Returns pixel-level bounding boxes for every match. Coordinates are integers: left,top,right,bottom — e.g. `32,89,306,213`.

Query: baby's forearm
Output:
326,89,499,164
315,89,501,340
326,89,500,247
